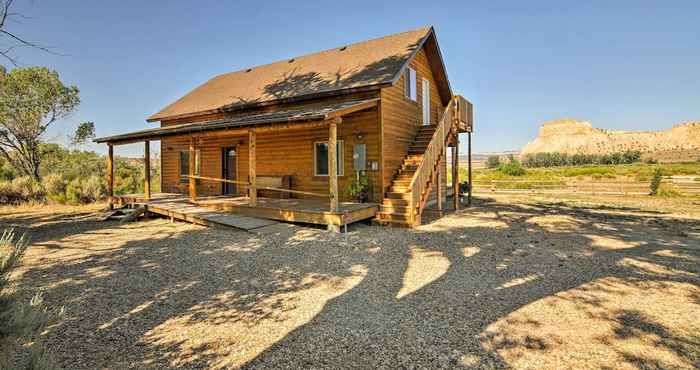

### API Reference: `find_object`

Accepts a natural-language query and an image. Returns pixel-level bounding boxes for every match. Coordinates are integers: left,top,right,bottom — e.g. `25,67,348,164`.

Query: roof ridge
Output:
213,26,432,79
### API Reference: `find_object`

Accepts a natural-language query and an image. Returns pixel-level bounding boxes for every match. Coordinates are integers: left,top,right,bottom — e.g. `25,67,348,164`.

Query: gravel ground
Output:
1,196,699,369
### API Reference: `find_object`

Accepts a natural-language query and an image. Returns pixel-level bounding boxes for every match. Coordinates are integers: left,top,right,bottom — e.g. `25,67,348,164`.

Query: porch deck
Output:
114,193,379,230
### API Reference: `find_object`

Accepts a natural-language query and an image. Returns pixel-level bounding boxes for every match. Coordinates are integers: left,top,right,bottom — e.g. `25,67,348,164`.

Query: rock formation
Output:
522,119,700,160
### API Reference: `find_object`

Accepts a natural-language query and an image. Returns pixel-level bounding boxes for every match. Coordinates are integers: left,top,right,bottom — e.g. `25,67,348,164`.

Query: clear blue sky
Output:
8,0,700,156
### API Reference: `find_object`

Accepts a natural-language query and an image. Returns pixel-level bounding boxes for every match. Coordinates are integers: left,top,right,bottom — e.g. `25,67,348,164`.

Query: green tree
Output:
486,155,501,169
649,168,663,196
0,67,80,180
70,121,95,146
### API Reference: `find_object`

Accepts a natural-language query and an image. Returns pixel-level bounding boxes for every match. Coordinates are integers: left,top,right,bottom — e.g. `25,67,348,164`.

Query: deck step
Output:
380,205,410,214
372,218,414,228
376,212,411,222
382,198,409,207
386,192,412,200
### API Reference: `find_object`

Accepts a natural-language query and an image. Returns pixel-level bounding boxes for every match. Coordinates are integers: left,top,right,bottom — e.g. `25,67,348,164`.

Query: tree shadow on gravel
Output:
7,196,700,369
242,198,700,369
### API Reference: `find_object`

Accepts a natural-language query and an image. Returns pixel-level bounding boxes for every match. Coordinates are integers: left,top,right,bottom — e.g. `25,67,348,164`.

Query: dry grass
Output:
1,197,698,369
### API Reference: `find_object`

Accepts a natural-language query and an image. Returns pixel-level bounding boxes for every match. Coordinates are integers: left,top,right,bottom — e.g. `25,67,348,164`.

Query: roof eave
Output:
146,82,389,123
387,26,453,105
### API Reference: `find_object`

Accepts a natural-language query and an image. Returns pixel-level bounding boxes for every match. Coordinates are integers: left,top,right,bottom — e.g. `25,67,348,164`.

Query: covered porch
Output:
114,193,378,230
95,99,380,231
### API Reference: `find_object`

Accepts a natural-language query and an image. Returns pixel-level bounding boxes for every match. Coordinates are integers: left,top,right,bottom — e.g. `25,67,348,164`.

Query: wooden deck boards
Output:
114,193,378,231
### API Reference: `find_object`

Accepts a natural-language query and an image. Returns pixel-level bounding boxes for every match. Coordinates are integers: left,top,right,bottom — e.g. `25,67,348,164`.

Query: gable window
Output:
404,67,417,101
314,140,344,176
179,150,200,181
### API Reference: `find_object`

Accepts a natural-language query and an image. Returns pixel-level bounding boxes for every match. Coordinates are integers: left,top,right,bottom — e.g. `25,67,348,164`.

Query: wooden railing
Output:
186,175,329,199
407,97,457,225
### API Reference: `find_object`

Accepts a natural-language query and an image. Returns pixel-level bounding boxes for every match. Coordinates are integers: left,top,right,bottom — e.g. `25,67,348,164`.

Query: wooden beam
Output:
468,132,472,206
144,140,151,200
437,154,443,212
452,143,459,210
189,137,196,201
248,128,257,206
107,144,114,210
328,118,339,215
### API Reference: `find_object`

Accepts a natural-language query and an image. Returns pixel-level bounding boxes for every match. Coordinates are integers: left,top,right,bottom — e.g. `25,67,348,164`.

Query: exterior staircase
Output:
375,125,438,227
374,96,468,228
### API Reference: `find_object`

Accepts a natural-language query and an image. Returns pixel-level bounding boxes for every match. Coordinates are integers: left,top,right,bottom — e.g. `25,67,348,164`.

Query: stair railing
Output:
407,97,457,225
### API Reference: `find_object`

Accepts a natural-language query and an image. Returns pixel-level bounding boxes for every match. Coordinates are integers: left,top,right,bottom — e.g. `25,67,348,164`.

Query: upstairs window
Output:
404,67,417,101
314,140,344,176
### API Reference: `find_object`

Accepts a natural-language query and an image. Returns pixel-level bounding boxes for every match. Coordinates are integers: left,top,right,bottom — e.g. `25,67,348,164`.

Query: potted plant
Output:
347,173,369,203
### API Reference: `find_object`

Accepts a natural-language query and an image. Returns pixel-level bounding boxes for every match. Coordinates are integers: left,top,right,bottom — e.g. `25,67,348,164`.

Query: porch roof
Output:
95,98,378,144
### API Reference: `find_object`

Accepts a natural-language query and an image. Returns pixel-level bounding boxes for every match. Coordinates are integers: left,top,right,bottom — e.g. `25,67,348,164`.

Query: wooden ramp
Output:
141,198,281,233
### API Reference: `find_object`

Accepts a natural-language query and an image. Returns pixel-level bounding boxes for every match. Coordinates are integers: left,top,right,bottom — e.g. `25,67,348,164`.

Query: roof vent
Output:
339,46,347,51
288,58,295,63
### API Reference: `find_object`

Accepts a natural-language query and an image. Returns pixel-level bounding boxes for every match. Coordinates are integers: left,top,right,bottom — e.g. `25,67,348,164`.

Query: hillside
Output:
522,119,700,161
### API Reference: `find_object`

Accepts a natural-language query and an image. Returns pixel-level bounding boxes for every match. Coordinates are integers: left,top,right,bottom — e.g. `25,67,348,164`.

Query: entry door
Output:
422,78,430,125
222,147,237,195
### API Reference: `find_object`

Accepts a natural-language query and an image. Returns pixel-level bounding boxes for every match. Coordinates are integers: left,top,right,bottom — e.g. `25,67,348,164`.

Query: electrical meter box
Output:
353,144,366,171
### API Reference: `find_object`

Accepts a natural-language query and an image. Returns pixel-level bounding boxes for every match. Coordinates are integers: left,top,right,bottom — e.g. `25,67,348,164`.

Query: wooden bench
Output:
255,175,292,199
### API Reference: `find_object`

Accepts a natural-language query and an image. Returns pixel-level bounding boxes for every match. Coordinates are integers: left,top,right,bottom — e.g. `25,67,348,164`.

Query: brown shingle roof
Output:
98,99,378,144
147,27,433,122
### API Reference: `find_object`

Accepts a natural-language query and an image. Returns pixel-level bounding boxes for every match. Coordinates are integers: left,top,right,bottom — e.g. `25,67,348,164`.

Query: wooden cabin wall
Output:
379,46,447,195
160,106,382,202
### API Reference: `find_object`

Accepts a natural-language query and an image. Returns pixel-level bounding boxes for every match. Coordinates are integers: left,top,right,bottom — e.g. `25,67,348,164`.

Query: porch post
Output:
467,132,472,206
189,137,196,201
437,154,443,212
107,144,114,209
248,127,257,206
328,118,339,213
453,136,460,210
144,140,151,201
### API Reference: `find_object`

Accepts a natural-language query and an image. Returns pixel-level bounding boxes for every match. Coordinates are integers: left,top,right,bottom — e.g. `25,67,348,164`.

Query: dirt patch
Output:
1,198,698,369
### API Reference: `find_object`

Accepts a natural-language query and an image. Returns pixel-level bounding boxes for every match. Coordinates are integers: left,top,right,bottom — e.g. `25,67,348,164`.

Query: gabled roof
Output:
148,27,452,122
98,99,378,144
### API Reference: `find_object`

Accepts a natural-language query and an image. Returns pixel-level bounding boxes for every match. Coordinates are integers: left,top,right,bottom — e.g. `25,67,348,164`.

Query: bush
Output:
522,150,643,168
42,173,67,203
486,155,501,169
499,157,526,176
649,168,663,196
0,229,59,370
65,175,105,204
0,177,45,204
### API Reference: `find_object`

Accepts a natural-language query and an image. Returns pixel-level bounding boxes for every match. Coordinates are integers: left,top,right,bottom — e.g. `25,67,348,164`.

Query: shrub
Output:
0,229,59,370
0,177,45,204
499,158,526,176
649,168,663,196
65,175,105,204
42,173,67,203
522,150,642,168
486,155,501,169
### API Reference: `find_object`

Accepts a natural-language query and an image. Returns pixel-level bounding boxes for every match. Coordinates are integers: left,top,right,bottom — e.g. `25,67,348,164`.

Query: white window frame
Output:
313,140,344,176
404,67,417,101
422,78,430,125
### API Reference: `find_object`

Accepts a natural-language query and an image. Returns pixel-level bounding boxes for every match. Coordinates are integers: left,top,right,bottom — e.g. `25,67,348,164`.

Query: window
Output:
404,67,417,101
314,140,344,176
179,150,201,179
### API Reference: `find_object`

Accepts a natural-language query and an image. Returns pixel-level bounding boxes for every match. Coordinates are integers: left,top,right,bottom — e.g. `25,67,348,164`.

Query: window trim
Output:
404,67,417,102
313,140,344,177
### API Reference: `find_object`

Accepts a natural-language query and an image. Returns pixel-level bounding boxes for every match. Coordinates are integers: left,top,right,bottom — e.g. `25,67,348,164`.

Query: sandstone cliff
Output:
521,119,700,160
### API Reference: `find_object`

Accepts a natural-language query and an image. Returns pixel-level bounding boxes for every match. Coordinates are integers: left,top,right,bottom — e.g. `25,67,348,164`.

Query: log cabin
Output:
95,26,473,231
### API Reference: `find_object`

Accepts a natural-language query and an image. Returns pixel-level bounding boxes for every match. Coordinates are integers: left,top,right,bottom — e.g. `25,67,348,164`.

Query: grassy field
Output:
467,162,700,183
